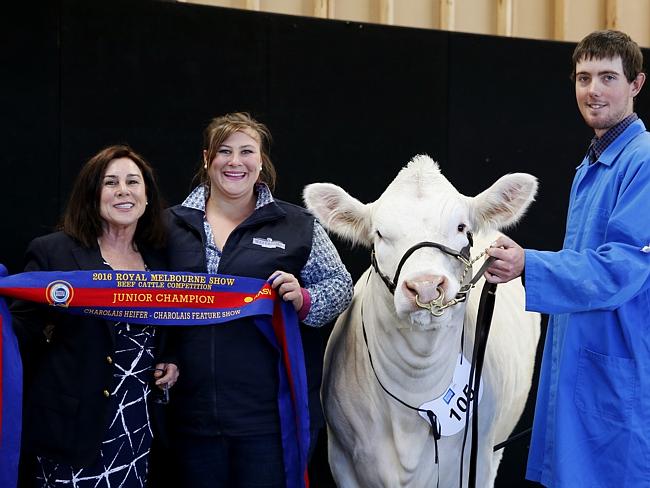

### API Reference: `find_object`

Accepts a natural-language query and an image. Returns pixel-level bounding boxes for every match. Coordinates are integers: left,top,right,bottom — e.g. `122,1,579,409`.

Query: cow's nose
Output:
404,276,447,304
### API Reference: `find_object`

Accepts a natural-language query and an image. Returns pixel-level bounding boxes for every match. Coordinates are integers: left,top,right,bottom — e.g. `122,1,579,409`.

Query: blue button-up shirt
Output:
524,119,650,487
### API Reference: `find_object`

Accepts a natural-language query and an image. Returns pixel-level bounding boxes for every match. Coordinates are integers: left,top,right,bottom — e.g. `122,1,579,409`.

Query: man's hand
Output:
484,235,525,284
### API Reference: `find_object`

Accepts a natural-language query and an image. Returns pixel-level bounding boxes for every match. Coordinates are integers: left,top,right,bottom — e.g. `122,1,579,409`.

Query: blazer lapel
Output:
140,245,166,271
71,245,105,270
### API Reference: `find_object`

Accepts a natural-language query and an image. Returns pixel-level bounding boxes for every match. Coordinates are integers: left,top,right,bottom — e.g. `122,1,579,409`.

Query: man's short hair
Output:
572,30,644,82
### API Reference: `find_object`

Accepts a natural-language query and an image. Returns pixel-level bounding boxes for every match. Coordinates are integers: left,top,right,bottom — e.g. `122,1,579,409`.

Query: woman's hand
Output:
153,362,179,389
269,270,304,312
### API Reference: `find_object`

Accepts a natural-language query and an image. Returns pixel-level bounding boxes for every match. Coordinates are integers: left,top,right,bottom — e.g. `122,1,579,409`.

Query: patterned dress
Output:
36,323,157,488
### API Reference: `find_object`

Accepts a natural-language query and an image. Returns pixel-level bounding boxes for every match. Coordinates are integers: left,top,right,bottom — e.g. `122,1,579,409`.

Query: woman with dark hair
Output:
12,144,178,488
165,112,353,487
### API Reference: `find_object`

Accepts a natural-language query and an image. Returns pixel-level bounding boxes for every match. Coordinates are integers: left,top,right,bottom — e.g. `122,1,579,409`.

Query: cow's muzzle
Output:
371,239,494,315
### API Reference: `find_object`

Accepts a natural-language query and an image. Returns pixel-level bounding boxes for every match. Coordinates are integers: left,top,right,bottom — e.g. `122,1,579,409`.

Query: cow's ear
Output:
470,173,538,231
303,183,373,246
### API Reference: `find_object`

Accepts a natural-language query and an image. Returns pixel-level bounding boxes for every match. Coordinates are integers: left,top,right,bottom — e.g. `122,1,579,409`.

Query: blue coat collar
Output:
578,119,647,169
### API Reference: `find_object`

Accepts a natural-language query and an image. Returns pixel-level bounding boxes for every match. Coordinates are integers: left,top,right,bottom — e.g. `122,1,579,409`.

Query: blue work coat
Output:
524,119,650,487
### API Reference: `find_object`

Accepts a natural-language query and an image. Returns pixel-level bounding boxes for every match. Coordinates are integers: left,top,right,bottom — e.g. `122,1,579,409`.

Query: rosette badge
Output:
46,280,74,307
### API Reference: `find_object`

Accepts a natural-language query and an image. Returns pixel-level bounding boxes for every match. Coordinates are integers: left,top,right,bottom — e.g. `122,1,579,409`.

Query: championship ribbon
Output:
0,266,310,488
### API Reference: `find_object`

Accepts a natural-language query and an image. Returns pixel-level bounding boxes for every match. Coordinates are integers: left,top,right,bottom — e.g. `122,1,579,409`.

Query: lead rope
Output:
360,276,442,488
459,280,498,488
493,427,532,452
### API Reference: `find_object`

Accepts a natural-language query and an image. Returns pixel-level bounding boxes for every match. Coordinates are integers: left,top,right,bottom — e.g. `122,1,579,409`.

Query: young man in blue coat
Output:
484,30,650,487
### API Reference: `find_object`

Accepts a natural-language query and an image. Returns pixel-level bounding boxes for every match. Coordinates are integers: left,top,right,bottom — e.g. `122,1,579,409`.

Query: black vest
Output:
165,199,324,436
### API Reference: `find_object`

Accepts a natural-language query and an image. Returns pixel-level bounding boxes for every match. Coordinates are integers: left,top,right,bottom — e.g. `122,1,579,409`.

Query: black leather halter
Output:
370,233,496,316
370,240,472,295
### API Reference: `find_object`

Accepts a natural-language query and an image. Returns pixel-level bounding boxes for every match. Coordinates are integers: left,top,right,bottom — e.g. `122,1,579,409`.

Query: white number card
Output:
418,353,483,436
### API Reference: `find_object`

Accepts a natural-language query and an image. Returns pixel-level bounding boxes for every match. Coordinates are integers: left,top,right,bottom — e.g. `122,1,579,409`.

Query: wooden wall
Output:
181,0,650,47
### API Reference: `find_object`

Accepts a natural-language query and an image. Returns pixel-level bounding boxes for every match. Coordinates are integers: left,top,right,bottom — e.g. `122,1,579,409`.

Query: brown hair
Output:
61,144,166,248
194,112,277,192
572,30,644,82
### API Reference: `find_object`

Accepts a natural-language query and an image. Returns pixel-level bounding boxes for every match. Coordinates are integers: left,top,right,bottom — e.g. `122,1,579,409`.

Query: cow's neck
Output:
364,285,465,402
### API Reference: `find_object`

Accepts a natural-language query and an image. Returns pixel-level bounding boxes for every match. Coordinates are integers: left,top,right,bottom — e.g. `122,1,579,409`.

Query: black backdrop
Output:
3,1,649,486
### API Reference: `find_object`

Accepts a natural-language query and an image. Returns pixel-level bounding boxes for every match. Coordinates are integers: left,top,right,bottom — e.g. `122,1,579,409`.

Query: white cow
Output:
304,155,541,487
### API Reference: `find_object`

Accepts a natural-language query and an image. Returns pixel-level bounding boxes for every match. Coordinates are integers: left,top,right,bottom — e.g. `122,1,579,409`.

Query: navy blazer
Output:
11,231,171,467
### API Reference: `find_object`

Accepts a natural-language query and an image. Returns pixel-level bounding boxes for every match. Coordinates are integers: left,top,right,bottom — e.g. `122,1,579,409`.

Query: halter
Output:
370,235,494,316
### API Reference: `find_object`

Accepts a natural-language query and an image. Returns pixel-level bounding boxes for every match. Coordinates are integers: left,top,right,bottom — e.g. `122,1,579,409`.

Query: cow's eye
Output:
375,230,383,239
457,223,466,232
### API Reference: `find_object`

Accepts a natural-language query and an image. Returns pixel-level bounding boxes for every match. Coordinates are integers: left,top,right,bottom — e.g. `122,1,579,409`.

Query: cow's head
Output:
304,155,538,330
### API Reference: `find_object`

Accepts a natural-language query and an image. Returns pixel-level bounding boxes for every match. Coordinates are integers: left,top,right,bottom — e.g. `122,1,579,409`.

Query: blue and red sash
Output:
0,265,22,488
0,266,309,488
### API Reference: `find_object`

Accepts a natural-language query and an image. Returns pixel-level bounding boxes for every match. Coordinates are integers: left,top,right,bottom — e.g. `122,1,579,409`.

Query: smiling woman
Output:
10,144,178,488
99,157,148,229
162,112,354,488
206,130,263,202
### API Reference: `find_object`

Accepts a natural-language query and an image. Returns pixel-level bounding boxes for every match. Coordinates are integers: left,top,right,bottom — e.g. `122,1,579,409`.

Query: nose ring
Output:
415,286,446,316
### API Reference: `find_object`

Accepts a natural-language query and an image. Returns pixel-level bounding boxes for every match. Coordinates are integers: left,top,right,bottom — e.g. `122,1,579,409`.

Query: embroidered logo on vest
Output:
252,237,286,250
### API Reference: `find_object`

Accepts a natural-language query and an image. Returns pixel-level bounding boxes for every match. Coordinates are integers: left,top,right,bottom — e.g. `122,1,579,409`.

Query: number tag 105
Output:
418,353,484,436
